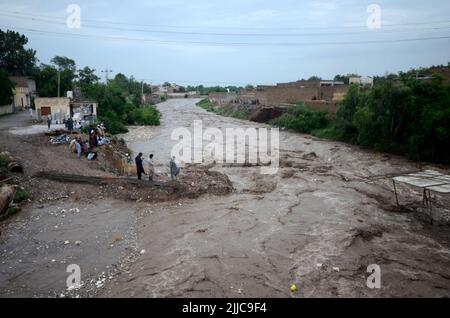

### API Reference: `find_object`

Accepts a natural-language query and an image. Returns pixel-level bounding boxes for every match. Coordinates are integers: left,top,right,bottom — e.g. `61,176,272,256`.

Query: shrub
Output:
13,187,29,203
129,106,160,125
271,103,329,133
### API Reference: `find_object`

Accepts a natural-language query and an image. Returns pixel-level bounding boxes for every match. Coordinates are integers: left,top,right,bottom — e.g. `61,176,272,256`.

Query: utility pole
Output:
101,69,113,83
57,71,61,97
141,81,144,106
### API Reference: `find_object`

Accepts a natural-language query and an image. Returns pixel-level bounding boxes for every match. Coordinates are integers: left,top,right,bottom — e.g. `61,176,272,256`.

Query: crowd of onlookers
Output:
68,122,109,160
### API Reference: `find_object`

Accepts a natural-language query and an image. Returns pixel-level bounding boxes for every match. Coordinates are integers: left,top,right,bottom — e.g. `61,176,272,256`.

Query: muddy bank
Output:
0,112,234,298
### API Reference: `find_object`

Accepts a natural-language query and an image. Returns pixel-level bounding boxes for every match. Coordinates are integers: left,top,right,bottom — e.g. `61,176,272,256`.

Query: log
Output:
0,186,15,216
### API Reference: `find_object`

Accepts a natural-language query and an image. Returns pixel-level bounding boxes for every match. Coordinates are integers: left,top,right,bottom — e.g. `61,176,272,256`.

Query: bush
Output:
128,106,160,125
13,187,28,203
196,98,213,110
0,155,8,168
270,103,329,133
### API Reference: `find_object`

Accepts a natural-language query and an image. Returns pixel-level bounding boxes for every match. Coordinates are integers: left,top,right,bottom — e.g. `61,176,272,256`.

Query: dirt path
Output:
98,99,450,298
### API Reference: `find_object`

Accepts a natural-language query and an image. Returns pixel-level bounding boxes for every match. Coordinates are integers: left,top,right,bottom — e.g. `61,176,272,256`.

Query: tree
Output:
34,64,58,97
0,29,37,75
51,56,76,73
78,66,99,86
0,68,14,105
308,75,322,81
333,74,358,85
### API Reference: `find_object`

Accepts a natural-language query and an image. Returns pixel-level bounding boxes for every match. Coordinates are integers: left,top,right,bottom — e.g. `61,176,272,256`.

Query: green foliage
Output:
270,103,329,133
13,187,29,203
78,66,100,88
0,154,9,167
81,74,161,134
0,29,37,76
128,106,160,125
308,75,322,81
196,98,250,120
34,56,77,97
196,98,213,110
334,75,450,164
0,68,14,105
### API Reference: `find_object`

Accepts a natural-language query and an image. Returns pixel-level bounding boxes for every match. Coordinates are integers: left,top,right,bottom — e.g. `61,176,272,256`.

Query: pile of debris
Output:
35,165,234,203
50,134,71,145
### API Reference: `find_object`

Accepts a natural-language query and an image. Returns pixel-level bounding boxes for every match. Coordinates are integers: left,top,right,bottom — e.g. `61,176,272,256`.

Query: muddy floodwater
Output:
104,99,450,297
1,99,449,298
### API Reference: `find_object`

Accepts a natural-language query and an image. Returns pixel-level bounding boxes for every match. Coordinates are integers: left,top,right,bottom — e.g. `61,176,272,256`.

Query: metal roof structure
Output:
392,170,450,223
393,170,450,193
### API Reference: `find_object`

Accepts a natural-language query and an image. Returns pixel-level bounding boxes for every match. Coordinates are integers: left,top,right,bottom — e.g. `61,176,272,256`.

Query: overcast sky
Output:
1,0,449,86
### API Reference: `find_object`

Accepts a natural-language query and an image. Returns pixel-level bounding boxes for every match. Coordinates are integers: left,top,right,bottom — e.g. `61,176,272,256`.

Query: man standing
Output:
148,154,155,181
135,152,145,180
47,116,52,130
75,138,82,159
170,156,180,181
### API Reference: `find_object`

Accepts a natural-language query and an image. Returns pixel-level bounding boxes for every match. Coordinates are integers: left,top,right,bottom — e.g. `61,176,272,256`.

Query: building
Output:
208,92,238,105
35,97,70,123
35,97,97,124
8,76,37,111
254,79,349,114
349,76,374,88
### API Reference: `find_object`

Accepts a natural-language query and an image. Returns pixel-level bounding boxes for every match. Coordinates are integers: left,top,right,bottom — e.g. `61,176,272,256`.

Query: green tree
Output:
34,64,58,97
335,84,361,141
78,66,99,86
0,68,14,105
0,29,37,75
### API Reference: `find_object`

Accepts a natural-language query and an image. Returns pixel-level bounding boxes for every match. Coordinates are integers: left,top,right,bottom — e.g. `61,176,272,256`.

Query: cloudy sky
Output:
1,0,449,85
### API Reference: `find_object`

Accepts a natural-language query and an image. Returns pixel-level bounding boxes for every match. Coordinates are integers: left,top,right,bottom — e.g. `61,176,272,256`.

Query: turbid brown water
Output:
100,99,450,297
1,100,449,298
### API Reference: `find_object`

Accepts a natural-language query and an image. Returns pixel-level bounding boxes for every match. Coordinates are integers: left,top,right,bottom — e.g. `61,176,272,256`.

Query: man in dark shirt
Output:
135,152,145,180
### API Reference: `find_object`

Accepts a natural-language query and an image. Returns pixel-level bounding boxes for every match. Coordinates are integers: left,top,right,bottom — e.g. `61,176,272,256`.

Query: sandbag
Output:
0,186,15,216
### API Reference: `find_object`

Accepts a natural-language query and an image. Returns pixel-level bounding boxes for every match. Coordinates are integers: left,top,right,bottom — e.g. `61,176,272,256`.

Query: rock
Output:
0,186,15,216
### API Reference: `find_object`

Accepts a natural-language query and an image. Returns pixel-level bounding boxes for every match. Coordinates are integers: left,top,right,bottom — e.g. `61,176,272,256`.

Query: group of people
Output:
68,123,109,160
134,153,181,182
70,137,97,160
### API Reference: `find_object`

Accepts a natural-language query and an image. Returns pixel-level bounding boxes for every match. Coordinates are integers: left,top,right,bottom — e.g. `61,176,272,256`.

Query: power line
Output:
2,12,450,37
2,9,450,31
2,24,450,47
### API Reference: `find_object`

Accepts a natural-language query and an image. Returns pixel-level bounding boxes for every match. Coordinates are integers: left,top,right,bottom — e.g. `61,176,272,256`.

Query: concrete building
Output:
209,92,238,105
8,76,37,111
35,97,97,124
349,76,374,88
254,79,349,113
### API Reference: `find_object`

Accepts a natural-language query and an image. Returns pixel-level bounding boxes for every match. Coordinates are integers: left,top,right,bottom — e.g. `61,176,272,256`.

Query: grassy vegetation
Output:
197,98,214,111
0,154,8,168
129,106,161,126
13,187,29,203
196,98,251,120
270,103,329,134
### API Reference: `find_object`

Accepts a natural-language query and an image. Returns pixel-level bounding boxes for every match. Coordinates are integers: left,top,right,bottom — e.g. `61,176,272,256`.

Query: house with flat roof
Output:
8,76,37,111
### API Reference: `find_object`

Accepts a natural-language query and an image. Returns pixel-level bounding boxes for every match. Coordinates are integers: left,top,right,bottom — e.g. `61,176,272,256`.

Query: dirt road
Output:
101,99,450,297
1,101,449,298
